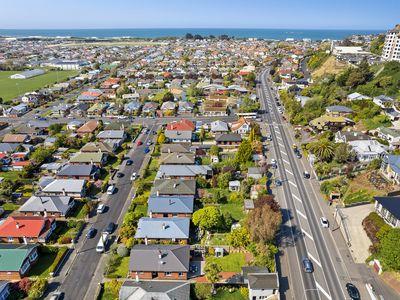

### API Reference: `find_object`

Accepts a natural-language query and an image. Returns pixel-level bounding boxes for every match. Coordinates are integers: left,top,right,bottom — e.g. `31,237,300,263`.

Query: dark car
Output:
296,152,302,159
144,147,150,154
346,283,360,300
116,172,124,178
303,171,310,179
105,222,115,234
126,159,133,166
302,257,314,273
275,179,282,186
152,130,156,135
86,227,97,239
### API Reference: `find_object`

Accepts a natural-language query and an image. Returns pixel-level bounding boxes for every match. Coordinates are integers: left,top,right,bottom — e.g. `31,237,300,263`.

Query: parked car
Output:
126,159,133,166
49,292,64,300
275,179,282,186
146,141,152,146
303,171,310,179
106,185,116,195
116,172,124,178
137,140,143,146
296,152,302,159
346,283,360,300
97,204,106,214
320,217,329,228
105,222,115,234
130,172,137,181
302,257,314,273
144,147,150,154
86,227,97,239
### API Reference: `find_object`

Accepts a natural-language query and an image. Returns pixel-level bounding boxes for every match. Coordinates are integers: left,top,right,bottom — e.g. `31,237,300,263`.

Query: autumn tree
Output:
246,205,282,243
255,195,281,212
157,132,166,144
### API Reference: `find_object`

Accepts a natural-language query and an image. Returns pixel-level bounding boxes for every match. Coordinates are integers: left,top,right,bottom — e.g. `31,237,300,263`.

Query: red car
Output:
137,140,143,146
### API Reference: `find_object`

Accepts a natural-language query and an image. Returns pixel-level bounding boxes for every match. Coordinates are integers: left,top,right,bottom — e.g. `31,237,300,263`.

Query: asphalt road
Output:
52,123,158,300
258,70,400,300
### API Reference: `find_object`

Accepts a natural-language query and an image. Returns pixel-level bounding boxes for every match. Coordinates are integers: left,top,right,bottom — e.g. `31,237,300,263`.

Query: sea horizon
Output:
0,28,385,40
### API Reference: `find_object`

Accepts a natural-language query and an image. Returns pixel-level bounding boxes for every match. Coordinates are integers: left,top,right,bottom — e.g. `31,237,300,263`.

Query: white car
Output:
271,158,277,165
130,172,137,181
106,185,116,195
97,203,105,214
320,217,329,228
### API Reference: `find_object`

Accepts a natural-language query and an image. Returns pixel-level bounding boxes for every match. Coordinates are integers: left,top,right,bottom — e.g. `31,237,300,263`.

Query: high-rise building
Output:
382,24,400,62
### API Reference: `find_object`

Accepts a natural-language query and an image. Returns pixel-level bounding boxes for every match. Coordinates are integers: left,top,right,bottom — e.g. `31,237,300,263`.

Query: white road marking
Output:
315,281,332,300
292,193,302,203
288,180,297,188
275,130,281,135
308,252,322,268
282,158,290,164
280,150,287,156
296,209,307,220
285,168,293,175
278,143,284,148
302,229,314,241
276,135,282,140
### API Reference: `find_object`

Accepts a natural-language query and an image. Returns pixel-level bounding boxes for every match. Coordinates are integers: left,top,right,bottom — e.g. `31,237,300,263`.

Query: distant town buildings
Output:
382,24,400,62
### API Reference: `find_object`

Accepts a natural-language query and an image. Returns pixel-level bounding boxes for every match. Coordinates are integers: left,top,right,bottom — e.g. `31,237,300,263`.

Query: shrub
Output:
58,236,72,244
362,212,386,246
117,245,129,257
240,287,249,298
192,283,212,300
48,247,68,274
28,278,47,299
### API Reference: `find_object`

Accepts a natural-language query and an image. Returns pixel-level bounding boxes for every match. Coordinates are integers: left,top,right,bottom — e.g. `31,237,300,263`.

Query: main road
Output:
259,68,400,300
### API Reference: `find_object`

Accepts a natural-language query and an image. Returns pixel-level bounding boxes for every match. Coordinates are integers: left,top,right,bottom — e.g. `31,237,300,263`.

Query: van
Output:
96,232,109,253
97,204,105,214
106,185,116,195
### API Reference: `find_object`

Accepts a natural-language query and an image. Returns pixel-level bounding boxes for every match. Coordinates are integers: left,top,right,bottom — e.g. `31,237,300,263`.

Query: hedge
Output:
48,247,68,275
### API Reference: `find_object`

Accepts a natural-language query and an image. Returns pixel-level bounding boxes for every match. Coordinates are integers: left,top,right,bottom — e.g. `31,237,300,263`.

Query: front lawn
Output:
105,256,130,278
28,246,68,278
206,253,246,272
213,289,246,300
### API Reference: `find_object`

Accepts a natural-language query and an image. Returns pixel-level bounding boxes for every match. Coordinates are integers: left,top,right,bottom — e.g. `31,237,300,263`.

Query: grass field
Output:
206,253,246,272
0,70,78,102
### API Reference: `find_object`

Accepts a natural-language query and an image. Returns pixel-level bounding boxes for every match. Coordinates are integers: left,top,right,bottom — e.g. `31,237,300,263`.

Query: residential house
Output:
215,134,242,147
374,196,400,227
66,120,83,131
87,103,107,117
247,167,264,180
309,113,355,132
156,165,213,180
160,144,191,154
373,95,394,108
2,134,30,144
160,101,176,113
348,140,387,162
0,281,10,300
325,105,353,116
0,244,38,280
76,120,98,136
148,195,194,218
142,102,159,115
210,120,229,135
69,152,107,167
377,127,400,146
119,280,190,300
164,131,192,143
41,179,86,198
177,101,194,115
128,244,190,280
18,196,75,218
97,130,127,146
347,92,370,101
52,104,72,117
231,117,251,135
80,141,116,154
4,104,29,117
166,119,195,132
241,266,279,300
159,152,195,165
57,164,98,180
135,218,190,244
202,95,228,116
0,216,56,244
381,154,400,184
124,101,142,114
229,180,241,192
150,179,196,196
70,103,90,117
0,143,19,154
335,131,371,143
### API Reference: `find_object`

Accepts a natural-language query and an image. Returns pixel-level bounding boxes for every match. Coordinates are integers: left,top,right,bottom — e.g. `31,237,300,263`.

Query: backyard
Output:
0,70,78,102
206,253,246,272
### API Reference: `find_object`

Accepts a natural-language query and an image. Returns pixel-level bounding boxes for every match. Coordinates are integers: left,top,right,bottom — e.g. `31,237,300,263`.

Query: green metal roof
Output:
0,244,37,271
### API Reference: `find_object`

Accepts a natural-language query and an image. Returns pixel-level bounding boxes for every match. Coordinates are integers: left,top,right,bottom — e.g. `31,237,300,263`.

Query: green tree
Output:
209,145,219,156
334,143,351,163
204,261,221,293
199,128,205,142
48,123,63,135
162,91,174,102
192,206,222,232
236,139,253,164
217,172,231,188
308,139,335,162
228,227,250,249
30,146,53,165
27,278,47,299
379,228,400,271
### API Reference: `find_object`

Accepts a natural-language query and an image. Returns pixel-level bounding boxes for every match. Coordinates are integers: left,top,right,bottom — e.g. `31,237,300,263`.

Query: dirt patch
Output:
349,172,391,194
312,56,348,78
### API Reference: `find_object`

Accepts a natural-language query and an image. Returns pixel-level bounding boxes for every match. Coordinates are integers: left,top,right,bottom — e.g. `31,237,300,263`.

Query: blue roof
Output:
148,196,194,214
375,196,400,220
384,155,400,174
135,217,190,239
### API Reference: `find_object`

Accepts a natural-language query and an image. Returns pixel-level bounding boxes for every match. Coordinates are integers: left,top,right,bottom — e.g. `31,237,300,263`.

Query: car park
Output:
97,204,106,214
302,257,314,273
320,217,329,228
346,283,360,300
86,227,97,238
105,222,115,234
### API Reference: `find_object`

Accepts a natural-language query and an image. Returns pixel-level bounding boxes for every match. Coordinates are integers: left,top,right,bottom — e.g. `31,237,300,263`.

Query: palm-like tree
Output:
309,139,335,162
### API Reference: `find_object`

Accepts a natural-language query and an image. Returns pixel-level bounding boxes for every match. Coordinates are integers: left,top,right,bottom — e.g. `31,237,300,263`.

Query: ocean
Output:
0,28,385,40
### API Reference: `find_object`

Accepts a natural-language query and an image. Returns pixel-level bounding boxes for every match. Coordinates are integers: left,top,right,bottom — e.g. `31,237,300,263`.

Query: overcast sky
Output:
1,0,398,30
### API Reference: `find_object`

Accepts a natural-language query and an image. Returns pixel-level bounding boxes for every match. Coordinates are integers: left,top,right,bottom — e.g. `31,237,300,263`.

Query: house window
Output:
164,272,172,277
178,272,184,276
7,237,13,242
20,261,30,275
29,250,38,262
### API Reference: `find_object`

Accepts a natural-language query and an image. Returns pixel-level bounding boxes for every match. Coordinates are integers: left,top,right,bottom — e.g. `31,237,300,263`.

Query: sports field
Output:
0,70,78,102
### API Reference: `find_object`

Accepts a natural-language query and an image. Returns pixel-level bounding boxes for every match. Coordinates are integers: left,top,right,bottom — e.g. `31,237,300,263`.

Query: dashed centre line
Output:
282,159,290,164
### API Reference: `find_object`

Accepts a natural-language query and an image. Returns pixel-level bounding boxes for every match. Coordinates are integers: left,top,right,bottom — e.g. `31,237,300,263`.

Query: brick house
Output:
18,196,75,218
0,244,38,280
147,195,194,218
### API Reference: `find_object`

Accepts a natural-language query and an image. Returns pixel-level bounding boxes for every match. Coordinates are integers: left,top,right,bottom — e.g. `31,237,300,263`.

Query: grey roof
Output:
119,281,190,300
374,196,400,220
0,143,19,153
326,105,353,113
19,196,73,215
156,165,212,179
42,179,85,193
151,179,196,196
129,244,190,272
148,195,194,214
159,152,195,165
12,69,45,78
215,133,242,142
248,167,263,175
96,130,125,139
211,120,229,132
57,164,96,177
244,199,254,209
379,127,400,138
160,144,191,153
135,217,190,239
374,95,394,102
248,273,279,290
164,130,192,141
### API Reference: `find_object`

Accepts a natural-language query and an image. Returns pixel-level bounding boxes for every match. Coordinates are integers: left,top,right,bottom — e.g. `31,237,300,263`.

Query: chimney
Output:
135,275,139,282
91,159,94,166
23,236,27,245
173,183,178,188
16,222,20,229
62,188,66,196
44,209,47,218
156,190,159,196
158,250,162,259
162,223,166,230
145,236,148,245
149,210,152,218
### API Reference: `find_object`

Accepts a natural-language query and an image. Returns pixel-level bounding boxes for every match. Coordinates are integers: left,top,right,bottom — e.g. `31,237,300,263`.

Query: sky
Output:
1,0,398,30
